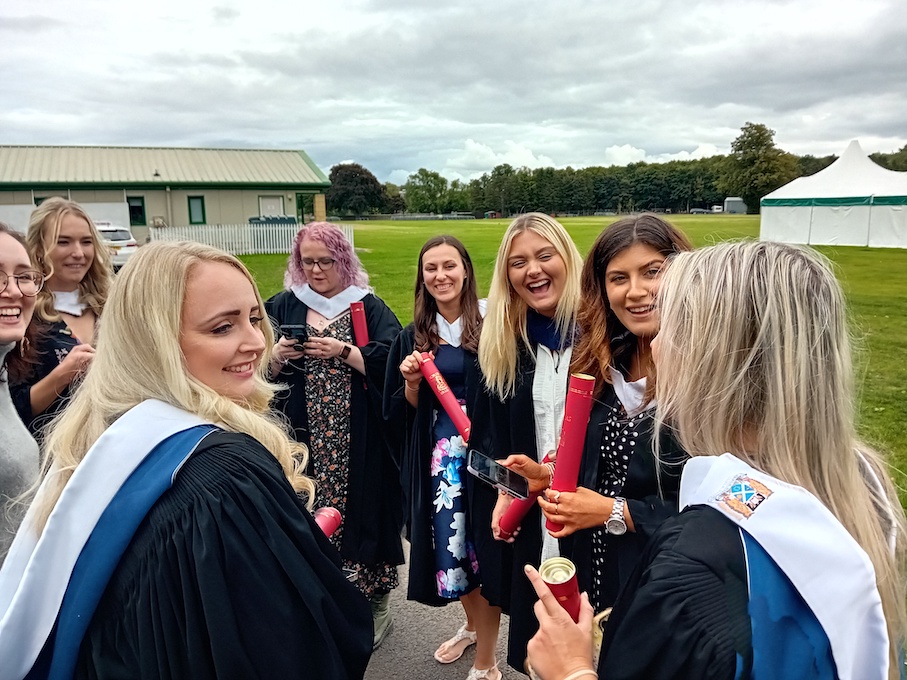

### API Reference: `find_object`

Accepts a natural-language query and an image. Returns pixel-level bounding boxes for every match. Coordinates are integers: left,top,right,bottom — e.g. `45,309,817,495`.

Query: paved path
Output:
365,546,525,680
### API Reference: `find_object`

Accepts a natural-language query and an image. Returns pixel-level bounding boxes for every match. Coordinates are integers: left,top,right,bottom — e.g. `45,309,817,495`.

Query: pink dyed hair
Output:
284,222,369,289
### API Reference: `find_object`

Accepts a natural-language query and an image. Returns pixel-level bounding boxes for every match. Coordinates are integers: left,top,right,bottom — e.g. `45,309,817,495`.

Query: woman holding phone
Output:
508,215,692,615
473,212,583,673
266,222,403,649
385,235,502,680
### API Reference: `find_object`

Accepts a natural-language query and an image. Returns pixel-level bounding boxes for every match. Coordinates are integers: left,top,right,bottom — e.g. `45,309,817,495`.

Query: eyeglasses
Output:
0,270,45,297
301,257,336,271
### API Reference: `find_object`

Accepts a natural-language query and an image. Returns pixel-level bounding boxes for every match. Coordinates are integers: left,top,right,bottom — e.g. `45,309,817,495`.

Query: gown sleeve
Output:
75,432,373,680
597,506,750,680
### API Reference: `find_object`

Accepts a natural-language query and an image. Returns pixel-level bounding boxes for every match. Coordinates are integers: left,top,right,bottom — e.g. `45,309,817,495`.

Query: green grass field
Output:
241,214,907,498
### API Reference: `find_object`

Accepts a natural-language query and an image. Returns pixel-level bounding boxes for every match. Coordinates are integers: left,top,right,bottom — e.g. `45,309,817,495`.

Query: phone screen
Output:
467,450,530,500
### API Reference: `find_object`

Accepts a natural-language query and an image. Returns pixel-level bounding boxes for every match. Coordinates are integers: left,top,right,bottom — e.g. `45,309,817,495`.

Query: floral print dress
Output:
305,314,399,598
429,344,480,599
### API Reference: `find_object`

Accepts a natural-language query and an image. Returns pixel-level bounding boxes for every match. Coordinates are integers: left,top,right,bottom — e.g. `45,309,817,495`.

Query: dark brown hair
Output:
413,235,482,353
0,222,42,381
570,213,693,399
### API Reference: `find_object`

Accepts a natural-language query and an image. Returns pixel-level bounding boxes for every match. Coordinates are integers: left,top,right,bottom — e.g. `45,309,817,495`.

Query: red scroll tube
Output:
350,301,369,346
497,452,553,541
419,352,470,443
545,373,596,533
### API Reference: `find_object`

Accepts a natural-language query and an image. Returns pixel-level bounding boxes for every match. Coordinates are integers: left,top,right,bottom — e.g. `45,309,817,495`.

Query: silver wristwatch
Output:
605,497,627,535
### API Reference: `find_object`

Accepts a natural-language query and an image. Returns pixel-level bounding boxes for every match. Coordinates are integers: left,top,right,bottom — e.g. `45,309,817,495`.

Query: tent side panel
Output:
760,206,811,243
808,206,870,246
868,205,907,248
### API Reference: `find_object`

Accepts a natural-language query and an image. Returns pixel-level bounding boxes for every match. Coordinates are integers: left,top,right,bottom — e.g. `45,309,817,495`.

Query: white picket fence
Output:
149,223,355,255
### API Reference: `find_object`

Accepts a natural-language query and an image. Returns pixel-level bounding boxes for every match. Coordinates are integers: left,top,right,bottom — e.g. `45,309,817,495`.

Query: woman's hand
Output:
55,343,95,383
491,492,519,543
270,337,305,373
525,564,596,680
304,336,345,359
500,453,551,494
398,349,426,384
538,488,614,539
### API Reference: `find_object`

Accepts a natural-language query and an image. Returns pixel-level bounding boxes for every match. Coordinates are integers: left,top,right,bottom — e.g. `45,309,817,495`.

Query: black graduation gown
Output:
597,505,753,680
75,432,373,680
560,387,687,611
265,291,405,569
469,341,549,671
383,325,503,606
10,320,80,436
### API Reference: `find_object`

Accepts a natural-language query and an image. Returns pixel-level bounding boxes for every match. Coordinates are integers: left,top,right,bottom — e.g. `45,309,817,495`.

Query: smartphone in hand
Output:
467,449,530,500
279,324,308,351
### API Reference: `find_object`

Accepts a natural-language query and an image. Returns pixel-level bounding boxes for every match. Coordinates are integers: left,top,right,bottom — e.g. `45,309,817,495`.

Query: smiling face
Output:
300,237,343,298
46,213,95,292
0,232,37,345
421,243,466,311
179,261,267,402
506,229,567,318
604,243,667,338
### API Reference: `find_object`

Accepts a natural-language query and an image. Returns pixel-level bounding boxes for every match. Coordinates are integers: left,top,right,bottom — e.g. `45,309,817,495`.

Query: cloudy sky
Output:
3,0,905,183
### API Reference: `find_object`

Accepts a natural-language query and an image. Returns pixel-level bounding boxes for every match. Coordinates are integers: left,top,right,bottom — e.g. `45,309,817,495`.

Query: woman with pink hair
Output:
266,222,404,650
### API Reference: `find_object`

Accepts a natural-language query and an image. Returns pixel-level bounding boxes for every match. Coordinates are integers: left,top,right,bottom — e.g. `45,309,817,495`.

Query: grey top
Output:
0,343,40,565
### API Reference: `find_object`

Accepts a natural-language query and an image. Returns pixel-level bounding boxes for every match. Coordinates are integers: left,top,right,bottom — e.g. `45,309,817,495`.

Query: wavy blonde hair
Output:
35,241,314,533
654,241,906,675
26,197,111,321
478,213,582,400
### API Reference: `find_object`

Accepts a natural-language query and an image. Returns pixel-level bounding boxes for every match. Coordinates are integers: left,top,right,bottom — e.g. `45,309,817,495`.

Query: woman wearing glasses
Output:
266,222,404,649
11,198,111,436
0,223,41,565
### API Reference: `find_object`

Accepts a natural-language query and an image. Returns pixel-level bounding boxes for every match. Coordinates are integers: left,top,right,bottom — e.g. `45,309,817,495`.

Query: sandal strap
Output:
449,623,477,645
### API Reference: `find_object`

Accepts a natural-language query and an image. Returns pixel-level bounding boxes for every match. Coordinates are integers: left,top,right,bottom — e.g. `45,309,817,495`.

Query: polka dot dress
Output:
590,403,648,613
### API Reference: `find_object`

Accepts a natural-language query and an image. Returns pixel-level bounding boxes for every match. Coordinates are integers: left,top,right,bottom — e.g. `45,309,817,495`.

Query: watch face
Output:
606,518,627,535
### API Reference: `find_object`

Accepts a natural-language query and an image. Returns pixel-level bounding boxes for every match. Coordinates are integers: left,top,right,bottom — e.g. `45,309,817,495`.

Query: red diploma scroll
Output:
539,557,582,622
498,452,554,541
546,373,596,533
419,352,471,442
350,301,369,346
313,507,342,538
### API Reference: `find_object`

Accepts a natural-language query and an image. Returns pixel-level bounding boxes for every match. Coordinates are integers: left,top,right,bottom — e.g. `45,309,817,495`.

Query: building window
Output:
127,197,146,226
188,196,206,225
259,195,285,216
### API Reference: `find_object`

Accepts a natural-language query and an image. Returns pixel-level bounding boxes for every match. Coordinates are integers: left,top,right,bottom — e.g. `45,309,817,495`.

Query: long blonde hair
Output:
478,213,582,400
35,241,314,532
26,197,111,321
655,241,906,675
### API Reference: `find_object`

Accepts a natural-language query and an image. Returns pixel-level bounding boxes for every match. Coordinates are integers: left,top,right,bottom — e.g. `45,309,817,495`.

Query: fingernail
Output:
523,564,533,573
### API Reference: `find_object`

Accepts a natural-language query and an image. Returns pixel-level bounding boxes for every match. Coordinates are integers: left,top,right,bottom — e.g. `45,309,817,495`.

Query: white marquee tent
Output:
760,140,907,248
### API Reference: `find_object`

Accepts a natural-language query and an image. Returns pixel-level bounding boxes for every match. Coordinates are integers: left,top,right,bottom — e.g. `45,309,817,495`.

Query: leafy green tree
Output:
798,154,836,177
445,180,471,213
384,182,406,213
326,163,388,215
870,145,907,171
719,122,800,213
403,168,449,213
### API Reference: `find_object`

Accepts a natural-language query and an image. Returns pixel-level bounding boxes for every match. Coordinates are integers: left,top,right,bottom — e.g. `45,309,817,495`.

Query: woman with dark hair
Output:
384,236,502,679
0,223,41,565
266,222,404,649
11,198,112,436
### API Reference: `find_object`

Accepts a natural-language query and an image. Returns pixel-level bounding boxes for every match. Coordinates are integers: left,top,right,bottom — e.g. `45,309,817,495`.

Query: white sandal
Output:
466,662,501,680
434,623,477,663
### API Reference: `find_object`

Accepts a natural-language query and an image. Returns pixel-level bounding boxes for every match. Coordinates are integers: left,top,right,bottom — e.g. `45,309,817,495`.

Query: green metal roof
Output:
0,146,330,188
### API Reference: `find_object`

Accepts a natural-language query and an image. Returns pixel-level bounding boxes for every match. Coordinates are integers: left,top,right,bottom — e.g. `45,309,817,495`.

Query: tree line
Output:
325,123,907,217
